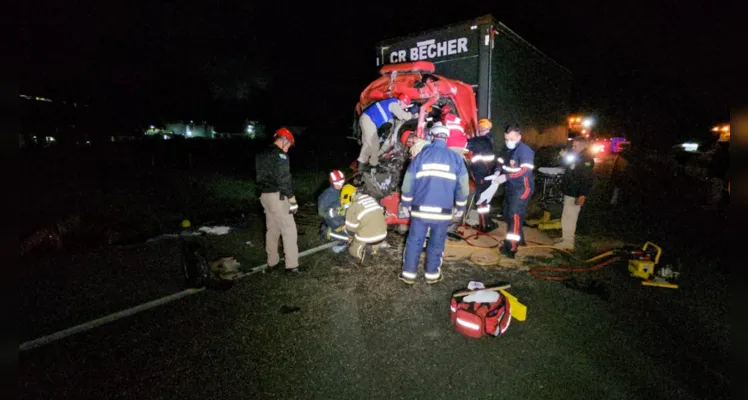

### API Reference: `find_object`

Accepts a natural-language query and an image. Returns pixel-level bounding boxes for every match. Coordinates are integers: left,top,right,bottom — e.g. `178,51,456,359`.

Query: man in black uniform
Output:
466,118,498,232
255,127,300,273
556,136,595,251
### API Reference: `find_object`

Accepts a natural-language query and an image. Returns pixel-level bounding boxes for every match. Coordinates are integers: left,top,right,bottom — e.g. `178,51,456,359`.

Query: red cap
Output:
398,94,411,105
274,127,295,145
400,130,415,146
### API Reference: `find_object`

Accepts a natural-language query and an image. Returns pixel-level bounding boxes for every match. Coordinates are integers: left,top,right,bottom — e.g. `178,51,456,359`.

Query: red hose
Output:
529,257,620,281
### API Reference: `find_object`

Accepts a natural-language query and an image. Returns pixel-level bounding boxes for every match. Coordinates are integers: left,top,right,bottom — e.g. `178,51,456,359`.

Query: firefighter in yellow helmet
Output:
344,187,388,261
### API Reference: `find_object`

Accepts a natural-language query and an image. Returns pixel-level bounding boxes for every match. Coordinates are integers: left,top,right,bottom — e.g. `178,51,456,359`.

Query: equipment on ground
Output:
450,287,513,338
528,241,680,289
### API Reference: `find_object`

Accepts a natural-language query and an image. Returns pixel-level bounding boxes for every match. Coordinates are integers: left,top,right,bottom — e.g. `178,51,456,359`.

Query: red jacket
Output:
443,113,467,150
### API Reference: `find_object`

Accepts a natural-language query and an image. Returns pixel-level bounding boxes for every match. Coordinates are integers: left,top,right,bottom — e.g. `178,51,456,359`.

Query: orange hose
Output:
529,256,620,281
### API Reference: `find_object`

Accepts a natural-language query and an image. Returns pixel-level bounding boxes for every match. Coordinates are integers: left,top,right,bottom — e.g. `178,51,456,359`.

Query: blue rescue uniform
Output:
317,185,348,242
497,141,535,252
400,139,469,281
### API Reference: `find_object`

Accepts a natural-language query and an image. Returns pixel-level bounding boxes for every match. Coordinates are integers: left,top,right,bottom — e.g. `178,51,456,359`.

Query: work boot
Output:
500,245,516,259
285,266,303,274
425,273,444,285
398,272,415,285
555,241,574,251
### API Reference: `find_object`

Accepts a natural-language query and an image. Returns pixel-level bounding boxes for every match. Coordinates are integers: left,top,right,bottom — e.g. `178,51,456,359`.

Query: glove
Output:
370,165,377,175
336,206,346,216
477,179,500,205
400,206,411,218
288,196,298,214
452,210,464,222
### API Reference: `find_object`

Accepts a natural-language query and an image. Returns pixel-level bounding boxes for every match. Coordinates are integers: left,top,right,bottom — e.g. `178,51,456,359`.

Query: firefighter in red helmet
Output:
255,127,301,273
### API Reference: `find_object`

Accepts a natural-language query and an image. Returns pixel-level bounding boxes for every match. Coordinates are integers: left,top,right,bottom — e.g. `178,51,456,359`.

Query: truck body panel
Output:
375,15,571,149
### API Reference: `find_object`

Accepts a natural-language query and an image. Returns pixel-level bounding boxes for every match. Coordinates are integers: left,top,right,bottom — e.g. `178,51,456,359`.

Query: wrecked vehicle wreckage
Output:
350,61,479,231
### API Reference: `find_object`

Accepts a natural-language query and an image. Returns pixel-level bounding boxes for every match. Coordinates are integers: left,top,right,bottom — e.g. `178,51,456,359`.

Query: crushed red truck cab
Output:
356,61,478,140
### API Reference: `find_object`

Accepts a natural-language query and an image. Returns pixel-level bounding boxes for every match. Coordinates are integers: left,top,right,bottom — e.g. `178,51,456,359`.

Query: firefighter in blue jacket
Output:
496,124,535,258
466,118,498,232
399,122,470,284
357,95,416,173
318,170,349,250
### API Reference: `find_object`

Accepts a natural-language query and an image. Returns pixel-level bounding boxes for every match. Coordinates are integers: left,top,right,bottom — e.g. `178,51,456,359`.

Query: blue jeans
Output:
402,217,450,279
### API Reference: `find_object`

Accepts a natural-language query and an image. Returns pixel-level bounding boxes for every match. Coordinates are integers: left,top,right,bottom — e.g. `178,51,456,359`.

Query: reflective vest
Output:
400,140,469,220
362,98,399,129
344,194,387,243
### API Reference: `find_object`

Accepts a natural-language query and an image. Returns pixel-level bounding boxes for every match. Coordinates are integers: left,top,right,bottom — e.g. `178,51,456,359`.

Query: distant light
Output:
163,134,168,140
581,129,587,134
186,128,192,137
582,118,594,128
246,125,255,133
567,137,573,141
86,140,91,145
711,126,720,132
681,142,699,152
150,125,155,129
470,25,478,30
575,117,582,122
721,126,729,132
565,154,576,164
20,94,32,99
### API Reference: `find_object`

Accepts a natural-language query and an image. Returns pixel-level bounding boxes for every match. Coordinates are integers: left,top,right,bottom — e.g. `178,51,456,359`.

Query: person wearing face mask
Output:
555,137,595,250
495,124,535,258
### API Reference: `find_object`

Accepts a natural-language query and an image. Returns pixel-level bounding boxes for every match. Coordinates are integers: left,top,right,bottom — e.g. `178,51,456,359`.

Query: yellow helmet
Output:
181,219,191,229
340,184,356,205
478,118,493,130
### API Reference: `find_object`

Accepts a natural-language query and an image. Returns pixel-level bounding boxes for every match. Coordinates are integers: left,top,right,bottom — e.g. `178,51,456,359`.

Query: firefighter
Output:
555,137,595,251
466,118,498,232
344,187,388,261
255,127,301,273
496,124,534,259
357,95,417,174
318,170,350,251
399,123,469,284
442,105,468,158
400,129,429,160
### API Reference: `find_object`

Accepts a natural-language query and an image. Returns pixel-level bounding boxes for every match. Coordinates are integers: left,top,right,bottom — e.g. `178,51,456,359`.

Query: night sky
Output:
21,1,728,147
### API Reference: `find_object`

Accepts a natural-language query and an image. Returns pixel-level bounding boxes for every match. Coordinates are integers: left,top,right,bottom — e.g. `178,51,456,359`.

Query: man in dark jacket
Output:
466,118,498,232
318,170,350,251
255,127,300,273
556,136,595,250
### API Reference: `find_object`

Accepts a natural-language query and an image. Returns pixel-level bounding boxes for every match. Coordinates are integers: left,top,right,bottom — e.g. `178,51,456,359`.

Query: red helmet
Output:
400,130,415,146
329,170,345,185
398,94,411,105
274,127,295,145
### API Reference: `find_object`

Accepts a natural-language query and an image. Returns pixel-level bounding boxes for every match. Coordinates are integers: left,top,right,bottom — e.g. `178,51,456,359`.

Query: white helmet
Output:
430,122,450,138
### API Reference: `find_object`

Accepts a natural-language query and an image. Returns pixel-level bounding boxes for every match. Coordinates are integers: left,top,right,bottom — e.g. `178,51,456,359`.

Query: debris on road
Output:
198,226,232,235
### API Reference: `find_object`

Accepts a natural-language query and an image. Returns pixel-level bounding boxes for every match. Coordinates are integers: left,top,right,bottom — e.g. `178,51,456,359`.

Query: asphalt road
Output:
19,151,729,399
